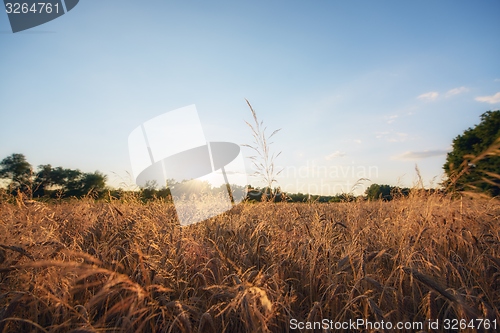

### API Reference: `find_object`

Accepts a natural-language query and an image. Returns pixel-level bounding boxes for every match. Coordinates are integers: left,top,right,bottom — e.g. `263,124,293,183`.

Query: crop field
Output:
0,193,499,332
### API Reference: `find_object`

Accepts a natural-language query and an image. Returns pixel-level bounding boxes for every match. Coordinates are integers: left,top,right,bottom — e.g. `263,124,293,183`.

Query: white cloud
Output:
393,149,449,160
375,131,408,142
341,138,362,144
387,133,408,142
386,114,398,124
375,131,389,139
494,78,500,82
475,92,500,104
325,151,346,160
417,91,439,101
446,86,469,97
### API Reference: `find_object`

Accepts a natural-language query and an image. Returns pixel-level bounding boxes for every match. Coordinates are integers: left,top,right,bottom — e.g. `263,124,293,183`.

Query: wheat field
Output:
0,192,499,332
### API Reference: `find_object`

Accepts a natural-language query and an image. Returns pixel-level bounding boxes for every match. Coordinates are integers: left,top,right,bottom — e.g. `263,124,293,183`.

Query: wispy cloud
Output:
475,92,500,104
375,131,408,142
417,87,468,101
417,91,439,101
375,131,389,139
325,151,346,160
341,139,362,144
446,86,469,97
386,114,398,124
494,78,500,82
388,133,408,142
393,149,449,160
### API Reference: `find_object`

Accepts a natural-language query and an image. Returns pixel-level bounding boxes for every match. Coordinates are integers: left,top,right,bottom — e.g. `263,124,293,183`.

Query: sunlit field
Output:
0,192,499,332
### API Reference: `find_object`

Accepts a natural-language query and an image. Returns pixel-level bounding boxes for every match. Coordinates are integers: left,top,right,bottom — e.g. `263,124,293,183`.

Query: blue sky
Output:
1,0,499,195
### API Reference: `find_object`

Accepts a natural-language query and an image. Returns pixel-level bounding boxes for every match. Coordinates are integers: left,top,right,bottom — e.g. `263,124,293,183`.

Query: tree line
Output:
0,154,108,199
1,110,498,201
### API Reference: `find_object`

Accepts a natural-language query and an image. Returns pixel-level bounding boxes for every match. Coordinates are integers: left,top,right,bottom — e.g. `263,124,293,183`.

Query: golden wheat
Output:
0,191,498,332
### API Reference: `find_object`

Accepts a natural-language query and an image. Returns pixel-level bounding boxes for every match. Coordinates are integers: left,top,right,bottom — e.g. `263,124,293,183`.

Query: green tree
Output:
365,184,393,201
33,164,73,197
1,154,109,199
444,110,500,196
78,171,108,197
60,170,107,198
33,165,108,198
34,166,81,198
0,153,33,195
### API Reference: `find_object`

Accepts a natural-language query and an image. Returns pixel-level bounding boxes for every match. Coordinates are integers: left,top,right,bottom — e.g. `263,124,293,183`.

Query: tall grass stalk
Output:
242,99,282,200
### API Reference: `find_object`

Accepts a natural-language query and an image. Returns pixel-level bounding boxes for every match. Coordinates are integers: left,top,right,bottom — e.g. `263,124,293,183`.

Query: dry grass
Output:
0,192,499,332
242,99,282,196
